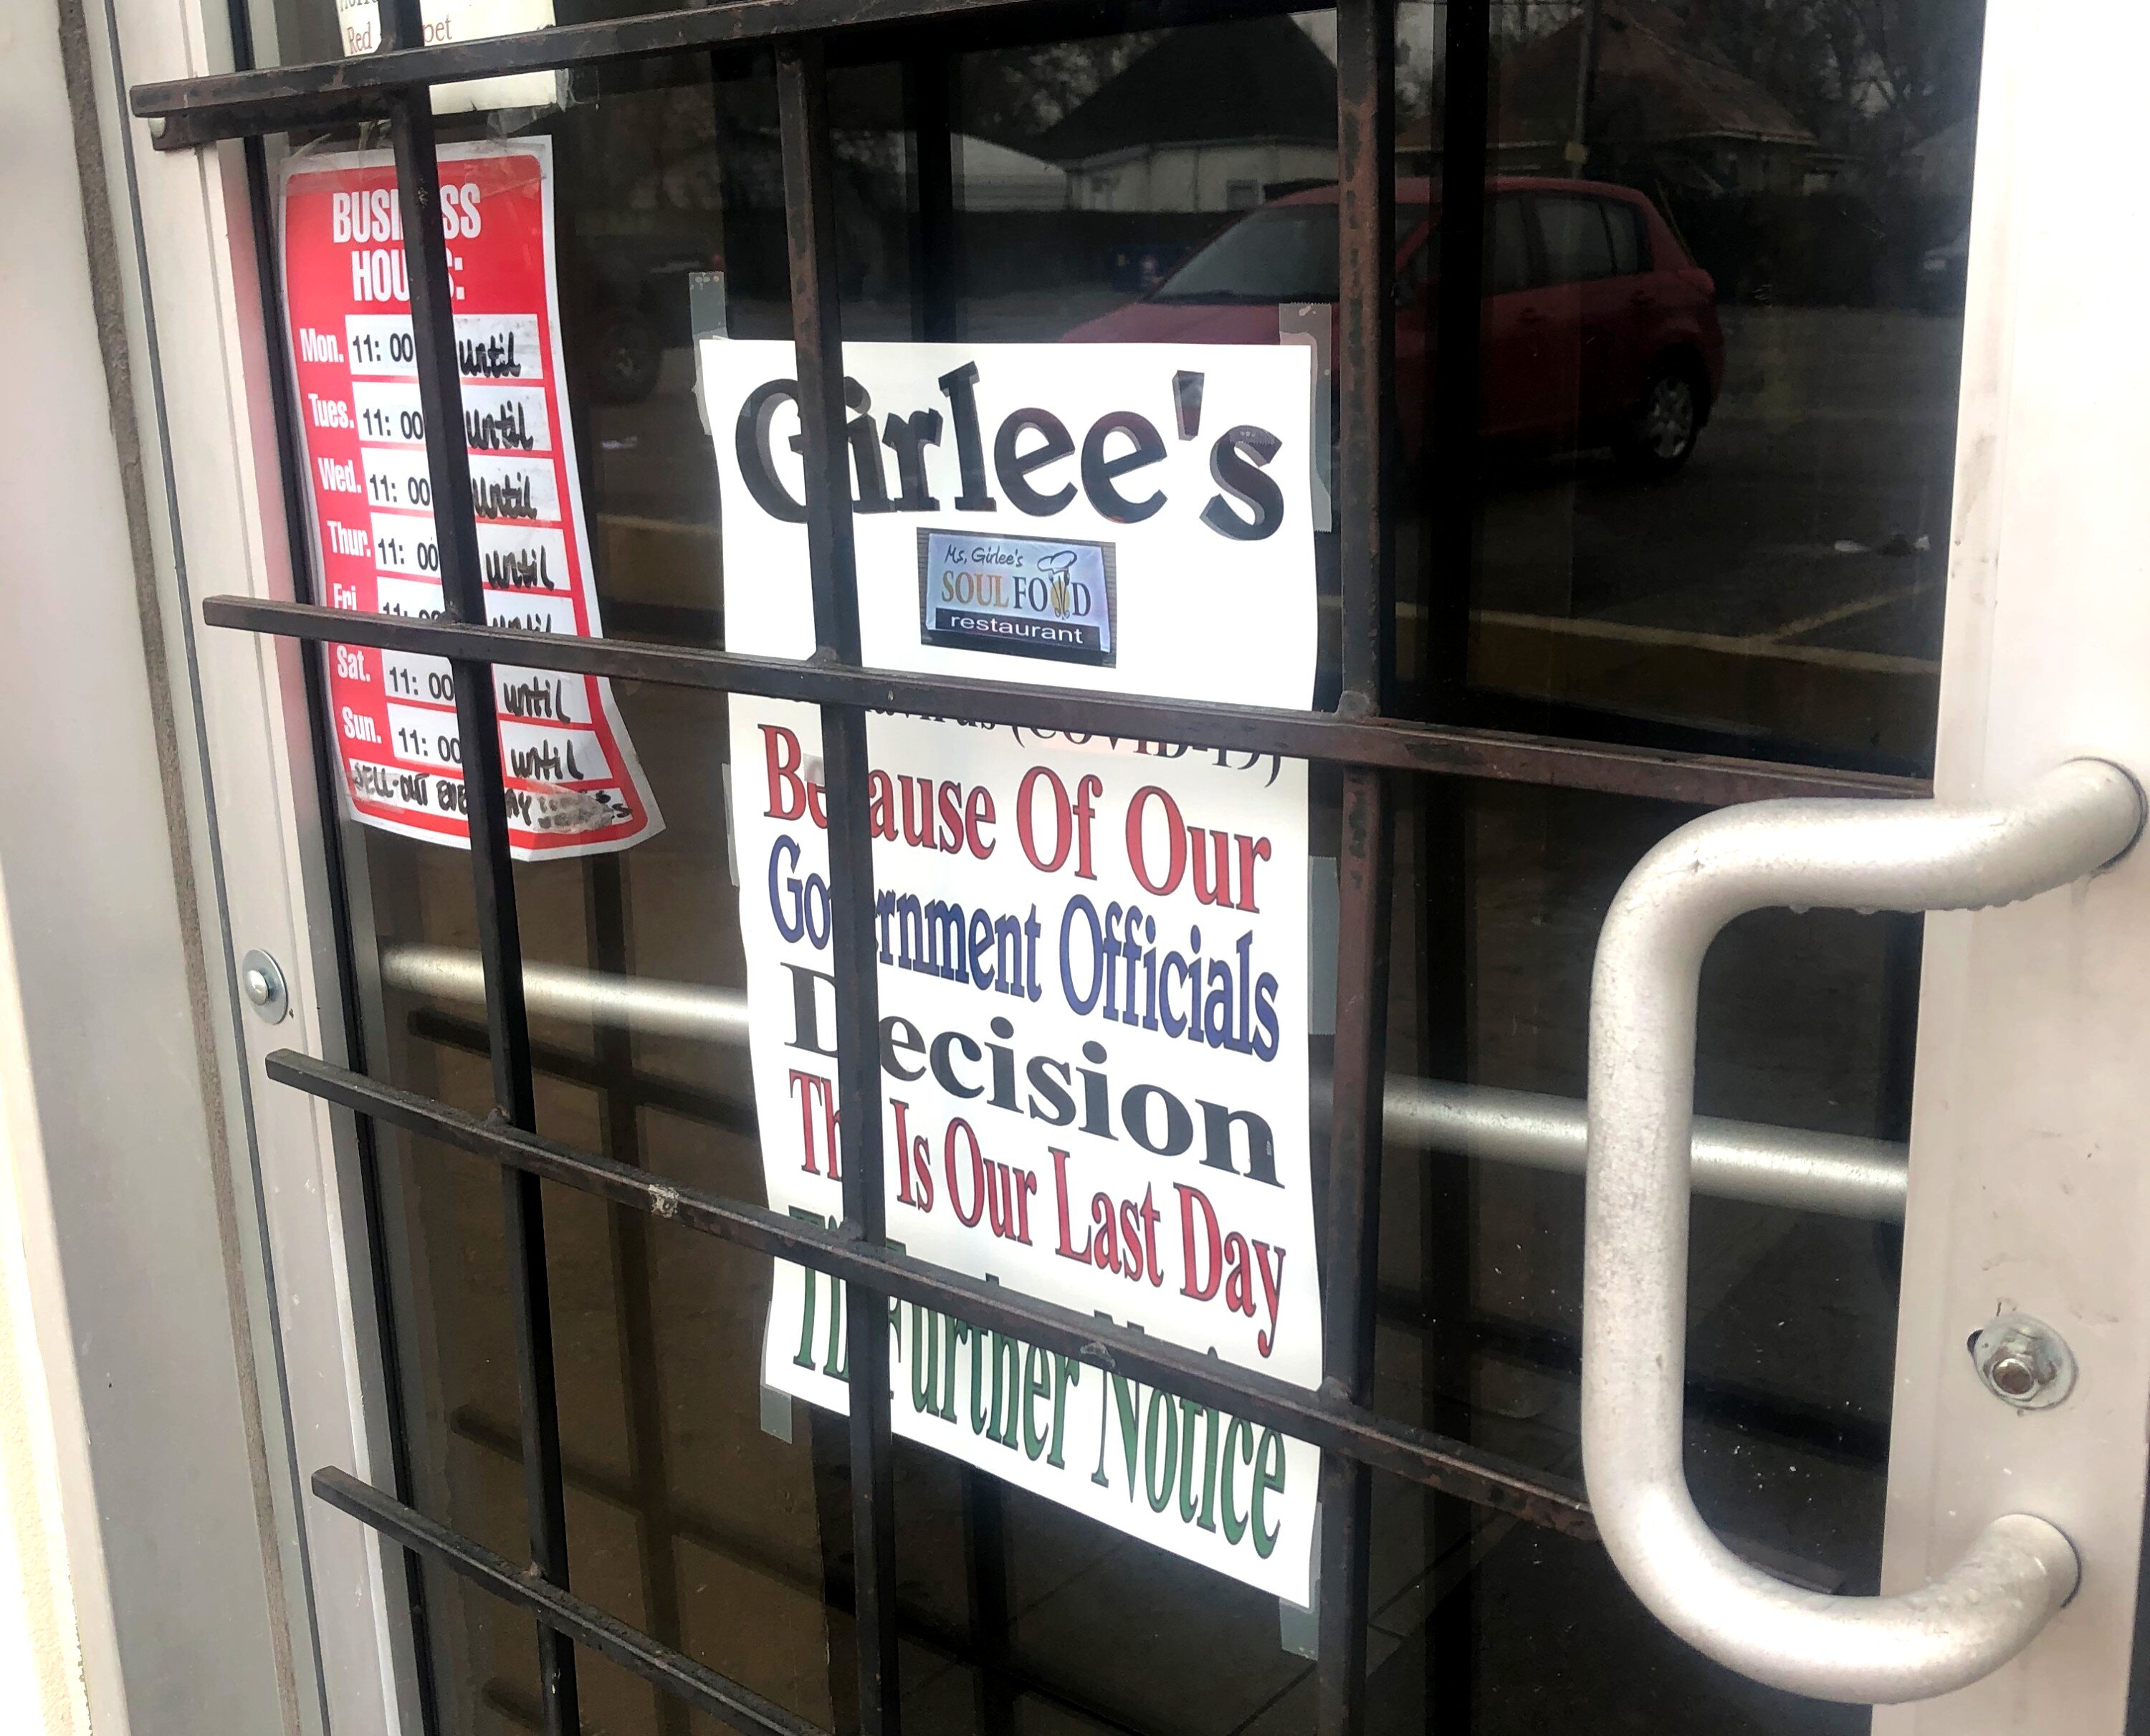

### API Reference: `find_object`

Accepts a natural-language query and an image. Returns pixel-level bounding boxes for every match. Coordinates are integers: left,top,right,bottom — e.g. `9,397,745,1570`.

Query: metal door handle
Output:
1582,758,2141,1703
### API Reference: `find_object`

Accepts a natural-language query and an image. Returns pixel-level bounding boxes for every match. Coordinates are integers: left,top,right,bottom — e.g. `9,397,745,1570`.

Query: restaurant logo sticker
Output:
918,530,1117,666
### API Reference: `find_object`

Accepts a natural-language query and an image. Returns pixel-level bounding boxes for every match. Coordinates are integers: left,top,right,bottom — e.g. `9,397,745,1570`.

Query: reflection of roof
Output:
960,135,1064,180
957,135,1070,209
1403,0,1817,153
1033,18,1338,165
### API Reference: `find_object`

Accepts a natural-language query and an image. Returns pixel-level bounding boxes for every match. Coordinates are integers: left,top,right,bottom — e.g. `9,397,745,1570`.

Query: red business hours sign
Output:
279,140,659,858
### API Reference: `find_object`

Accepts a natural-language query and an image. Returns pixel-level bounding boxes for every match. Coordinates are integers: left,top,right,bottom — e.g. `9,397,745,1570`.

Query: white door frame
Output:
1878,4,2150,1730
66,0,422,1726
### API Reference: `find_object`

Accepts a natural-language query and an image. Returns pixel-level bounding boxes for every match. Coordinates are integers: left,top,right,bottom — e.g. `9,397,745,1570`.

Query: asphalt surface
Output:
1472,305,1959,659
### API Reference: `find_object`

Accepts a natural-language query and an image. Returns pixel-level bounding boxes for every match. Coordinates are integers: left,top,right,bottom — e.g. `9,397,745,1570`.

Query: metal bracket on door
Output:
1582,758,2143,1704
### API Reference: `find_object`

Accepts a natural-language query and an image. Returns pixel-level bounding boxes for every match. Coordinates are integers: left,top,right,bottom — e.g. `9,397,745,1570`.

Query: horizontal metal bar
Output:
133,0,1015,143
204,596,1924,806
409,1006,759,1139
413,1000,1896,1471
381,943,1908,1222
1395,1300,1891,1467
442,1404,1160,1736
272,1049,1595,1534
311,1466,823,1736
129,0,1293,148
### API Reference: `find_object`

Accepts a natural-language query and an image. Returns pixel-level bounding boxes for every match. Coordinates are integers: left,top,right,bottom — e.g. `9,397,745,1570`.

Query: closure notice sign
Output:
279,140,660,859
705,338,1322,1602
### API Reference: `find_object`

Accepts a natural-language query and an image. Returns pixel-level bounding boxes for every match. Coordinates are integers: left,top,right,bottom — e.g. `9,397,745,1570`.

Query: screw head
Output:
1970,1312,2075,1411
1987,1351,2040,1398
239,950,290,1025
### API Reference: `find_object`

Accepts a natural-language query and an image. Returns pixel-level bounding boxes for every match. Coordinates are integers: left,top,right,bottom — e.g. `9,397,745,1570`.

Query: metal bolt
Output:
240,949,290,1024
1969,1312,2075,1411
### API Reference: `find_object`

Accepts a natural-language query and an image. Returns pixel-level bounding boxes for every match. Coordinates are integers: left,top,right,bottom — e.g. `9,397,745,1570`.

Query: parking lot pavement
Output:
1473,305,1964,666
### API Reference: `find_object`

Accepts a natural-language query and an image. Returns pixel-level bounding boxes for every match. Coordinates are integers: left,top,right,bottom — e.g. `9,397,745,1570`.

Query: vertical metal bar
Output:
1316,770,1395,1736
807,1406,864,1736
778,37,902,1736
1420,7,1489,1721
1567,0,1601,177
897,57,1008,1736
962,1470,1017,1736
779,39,863,668
1324,3,1396,1734
1415,785,1476,1733
585,859,690,1736
1425,0,1490,710
904,52,961,343
382,6,579,1727
1335,0,1397,715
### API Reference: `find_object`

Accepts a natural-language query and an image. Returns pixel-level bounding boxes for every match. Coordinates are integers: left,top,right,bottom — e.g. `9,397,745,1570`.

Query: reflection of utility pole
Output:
1567,0,1600,176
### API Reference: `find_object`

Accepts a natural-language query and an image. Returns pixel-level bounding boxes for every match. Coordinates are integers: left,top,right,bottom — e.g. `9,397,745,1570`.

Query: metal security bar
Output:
198,597,1915,806
280,1047,1598,1521
380,0,578,1726
131,2,1926,1734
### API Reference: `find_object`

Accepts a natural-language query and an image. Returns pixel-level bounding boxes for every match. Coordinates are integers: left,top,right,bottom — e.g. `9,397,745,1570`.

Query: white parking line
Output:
1467,609,1939,676
1749,581,1934,647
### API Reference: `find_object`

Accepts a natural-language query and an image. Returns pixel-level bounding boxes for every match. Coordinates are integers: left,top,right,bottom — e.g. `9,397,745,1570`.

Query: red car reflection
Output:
1066,176,1723,474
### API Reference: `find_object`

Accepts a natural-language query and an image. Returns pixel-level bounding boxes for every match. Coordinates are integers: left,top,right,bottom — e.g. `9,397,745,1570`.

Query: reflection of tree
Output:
957,37,1166,147
1454,1,1983,165
1395,1,1585,119
558,77,720,216
1665,0,1985,157
1492,0,1587,46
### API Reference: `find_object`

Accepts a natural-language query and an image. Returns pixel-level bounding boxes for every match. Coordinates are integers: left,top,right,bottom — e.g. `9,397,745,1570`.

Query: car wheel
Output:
588,311,663,406
1615,363,1702,477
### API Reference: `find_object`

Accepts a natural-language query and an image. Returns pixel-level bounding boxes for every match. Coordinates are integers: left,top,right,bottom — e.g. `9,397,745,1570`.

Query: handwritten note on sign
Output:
279,140,661,860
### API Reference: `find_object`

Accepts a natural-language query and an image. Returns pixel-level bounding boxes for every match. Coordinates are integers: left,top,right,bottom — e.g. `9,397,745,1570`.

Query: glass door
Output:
118,0,2150,1732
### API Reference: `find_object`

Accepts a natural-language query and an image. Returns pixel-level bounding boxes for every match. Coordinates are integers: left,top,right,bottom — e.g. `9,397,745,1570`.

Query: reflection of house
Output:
956,135,1072,211
1906,115,1976,201
1402,0,1818,194
1035,17,1336,214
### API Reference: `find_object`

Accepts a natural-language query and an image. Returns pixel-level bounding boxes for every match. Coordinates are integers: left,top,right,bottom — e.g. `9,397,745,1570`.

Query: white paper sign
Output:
337,0,562,114
707,339,1322,1603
